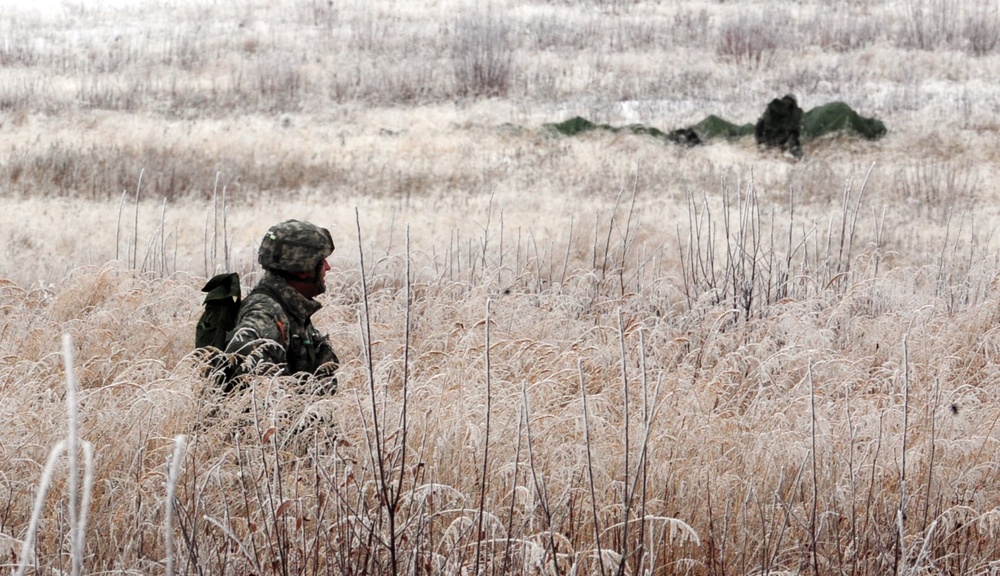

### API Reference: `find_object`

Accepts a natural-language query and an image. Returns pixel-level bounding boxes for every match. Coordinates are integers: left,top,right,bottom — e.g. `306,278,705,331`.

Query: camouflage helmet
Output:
258,220,334,273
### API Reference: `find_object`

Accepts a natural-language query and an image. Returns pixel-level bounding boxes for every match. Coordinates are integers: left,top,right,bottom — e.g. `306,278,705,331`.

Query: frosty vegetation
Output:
2,0,1000,574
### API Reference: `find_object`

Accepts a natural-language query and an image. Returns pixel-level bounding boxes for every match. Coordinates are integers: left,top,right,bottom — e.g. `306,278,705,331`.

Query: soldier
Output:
755,94,804,159
223,219,340,394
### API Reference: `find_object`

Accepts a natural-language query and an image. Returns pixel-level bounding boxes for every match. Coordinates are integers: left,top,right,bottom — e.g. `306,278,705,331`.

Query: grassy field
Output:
3,0,1000,574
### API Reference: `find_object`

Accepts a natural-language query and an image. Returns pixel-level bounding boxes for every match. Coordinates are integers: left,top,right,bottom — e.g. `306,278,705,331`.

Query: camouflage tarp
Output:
691,101,886,143
802,101,887,140
545,116,671,141
545,116,602,136
692,115,755,140
545,101,885,147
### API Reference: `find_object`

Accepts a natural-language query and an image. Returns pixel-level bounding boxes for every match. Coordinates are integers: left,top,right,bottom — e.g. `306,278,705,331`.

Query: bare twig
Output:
474,298,493,574
355,207,398,575
578,359,606,576
808,361,819,576
521,379,561,575
132,168,144,270
115,188,127,261
896,334,911,575
165,435,188,576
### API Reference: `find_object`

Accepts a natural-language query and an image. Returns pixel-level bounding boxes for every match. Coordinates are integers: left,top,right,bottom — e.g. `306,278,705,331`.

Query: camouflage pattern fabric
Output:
224,271,339,393
258,219,334,274
755,94,804,158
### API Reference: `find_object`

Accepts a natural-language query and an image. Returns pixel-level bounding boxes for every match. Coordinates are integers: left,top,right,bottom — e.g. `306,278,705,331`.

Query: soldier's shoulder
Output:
241,291,289,318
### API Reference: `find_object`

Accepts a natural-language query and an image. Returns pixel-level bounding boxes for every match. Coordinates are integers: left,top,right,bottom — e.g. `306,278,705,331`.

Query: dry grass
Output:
3,0,1000,574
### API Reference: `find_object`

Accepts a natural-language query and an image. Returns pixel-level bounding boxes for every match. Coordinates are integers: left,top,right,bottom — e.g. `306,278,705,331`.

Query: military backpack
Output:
195,272,243,351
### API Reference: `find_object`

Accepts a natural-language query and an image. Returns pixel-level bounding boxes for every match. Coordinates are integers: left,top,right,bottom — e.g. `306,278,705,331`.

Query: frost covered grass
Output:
3,0,1000,574
5,188,1000,573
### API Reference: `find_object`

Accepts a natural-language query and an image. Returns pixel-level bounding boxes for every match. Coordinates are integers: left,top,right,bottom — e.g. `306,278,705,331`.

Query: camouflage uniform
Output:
755,94,804,159
223,220,339,393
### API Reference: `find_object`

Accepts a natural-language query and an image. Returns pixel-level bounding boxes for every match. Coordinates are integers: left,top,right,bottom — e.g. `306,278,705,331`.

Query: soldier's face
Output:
318,259,330,286
288,258,332,298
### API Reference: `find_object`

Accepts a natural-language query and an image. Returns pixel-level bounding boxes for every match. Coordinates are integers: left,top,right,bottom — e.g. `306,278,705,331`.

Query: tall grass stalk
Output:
845,382,860,576
15,440,67,576
616,166,641,296
521,378,560,575
16,336,94,576
355,207,398,575
212,173,220,274
62,334,81,576
115,188,127,261
393,225,412,537
922,380,940,533
132,168,144,270
474,297,493,574
896,334,911,574
840,162,876,275
223,185,230,271
615,308,632,575
501,403,525,576
254,389,291,573
77,444,94,574
165,434,187,576
628,329,659,573
808,361,819,576
578,359,606,576
561,214,574,286
203,210,211,277
481,191,495,280
62,334,95,576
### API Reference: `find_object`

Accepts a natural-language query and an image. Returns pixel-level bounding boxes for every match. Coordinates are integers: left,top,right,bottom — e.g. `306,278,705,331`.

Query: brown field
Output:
3,0,1000,574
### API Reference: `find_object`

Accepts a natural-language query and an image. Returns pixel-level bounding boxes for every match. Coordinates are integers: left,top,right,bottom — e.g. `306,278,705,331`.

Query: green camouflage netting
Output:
801,101,887,140
545,101,885,146
545,116,671,141
545,116,599,136
692,115,755,140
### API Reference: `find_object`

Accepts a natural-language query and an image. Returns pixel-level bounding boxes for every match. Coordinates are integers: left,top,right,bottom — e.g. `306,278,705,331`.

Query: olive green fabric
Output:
545,116,671,141
802,101,887,140
544,101,885,148
692,115,755,140
545,116,706,146
693,100,885,144
545,116,600,136
196,272,242,350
